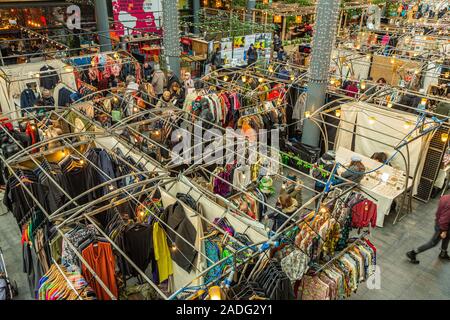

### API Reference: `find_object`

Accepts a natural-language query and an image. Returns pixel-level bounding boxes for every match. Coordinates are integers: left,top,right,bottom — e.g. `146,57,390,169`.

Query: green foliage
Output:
232,0,247,8
283,0,312,5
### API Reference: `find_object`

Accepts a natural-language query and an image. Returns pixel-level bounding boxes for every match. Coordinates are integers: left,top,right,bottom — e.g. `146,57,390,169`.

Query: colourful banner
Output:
112,0,162,36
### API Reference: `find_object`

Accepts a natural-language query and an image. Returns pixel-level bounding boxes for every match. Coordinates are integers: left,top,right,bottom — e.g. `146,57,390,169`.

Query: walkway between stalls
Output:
0,193,32,300
350,196,450,300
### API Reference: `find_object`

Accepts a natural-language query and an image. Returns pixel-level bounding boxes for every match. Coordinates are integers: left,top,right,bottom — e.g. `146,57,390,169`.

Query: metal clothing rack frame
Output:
1,103,299,300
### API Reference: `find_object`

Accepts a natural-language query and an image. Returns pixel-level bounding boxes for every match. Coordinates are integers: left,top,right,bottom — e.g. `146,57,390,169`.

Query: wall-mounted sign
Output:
112,0,162,36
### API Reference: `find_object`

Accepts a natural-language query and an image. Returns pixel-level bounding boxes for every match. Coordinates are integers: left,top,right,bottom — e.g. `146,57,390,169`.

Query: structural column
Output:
193,0,200,34
162,0,181,77
247,0,256,21
247,0,256,11
301,0,341,147
94,0,112,52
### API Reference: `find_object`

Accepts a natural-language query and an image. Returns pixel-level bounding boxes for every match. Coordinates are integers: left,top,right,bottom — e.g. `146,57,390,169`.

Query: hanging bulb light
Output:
360,81,366,90
290,74,295,81
64,65,74,72
330,78,336,85
445,72,449,79
113,52,120,59
171,244,177,252
403,121,412,129
258,77,264,83
79,160,84,165
223,75,229,82
421,98,427,105
61,150,66,156
241,75,247,82
366,53,372,60
209,286,222,300
133,107,138,112
31,125,36,130
319,206,328,214
109,185,114,191
268,65,274,73
368,116,376,124
414,69,420,75
113,96,119,103
441,133,448,143
387,102,393,108
304,111,311,118
335,109,341,117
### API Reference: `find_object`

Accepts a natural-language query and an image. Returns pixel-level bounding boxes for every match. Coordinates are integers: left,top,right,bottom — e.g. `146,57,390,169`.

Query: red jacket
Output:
351,199,377,228
436,195,450,232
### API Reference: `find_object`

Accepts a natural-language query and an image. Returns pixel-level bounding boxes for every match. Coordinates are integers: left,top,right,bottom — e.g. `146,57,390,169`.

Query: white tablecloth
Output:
336,147,411,227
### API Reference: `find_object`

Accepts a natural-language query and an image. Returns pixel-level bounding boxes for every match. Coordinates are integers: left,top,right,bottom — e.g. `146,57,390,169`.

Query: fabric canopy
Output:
335,101,427,177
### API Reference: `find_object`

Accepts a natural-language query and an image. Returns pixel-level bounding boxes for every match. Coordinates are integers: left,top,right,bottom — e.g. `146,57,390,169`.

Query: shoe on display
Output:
406,250,420,264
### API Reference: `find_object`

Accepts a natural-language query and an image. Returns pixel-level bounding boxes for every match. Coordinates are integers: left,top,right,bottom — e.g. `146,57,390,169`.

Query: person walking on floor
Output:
247,44,257,67
407,194,450,263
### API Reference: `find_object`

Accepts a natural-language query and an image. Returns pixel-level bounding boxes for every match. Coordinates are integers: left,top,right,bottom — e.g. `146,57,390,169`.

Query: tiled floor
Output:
0,194,32,300
350,196,450,300
1,189,449,300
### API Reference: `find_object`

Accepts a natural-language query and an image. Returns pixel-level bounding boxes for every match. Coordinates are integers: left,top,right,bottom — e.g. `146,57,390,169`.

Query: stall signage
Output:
112,0,162,36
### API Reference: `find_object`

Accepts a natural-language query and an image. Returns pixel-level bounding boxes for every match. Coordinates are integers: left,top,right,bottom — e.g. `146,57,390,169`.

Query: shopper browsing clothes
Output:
268,193,299,231
407,194,450,263
151,64,166,99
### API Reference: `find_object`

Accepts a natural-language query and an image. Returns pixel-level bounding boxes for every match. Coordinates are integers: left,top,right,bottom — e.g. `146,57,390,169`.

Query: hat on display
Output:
351,155,362,162
258,176,274,194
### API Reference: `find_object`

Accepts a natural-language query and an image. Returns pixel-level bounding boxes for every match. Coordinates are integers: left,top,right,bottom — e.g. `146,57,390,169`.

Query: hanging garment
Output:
162,201,197,273
20,88,38,110
39,65,60,89
81,242,118,300
351,199,377,228
121,223,154,276
153,222,173,283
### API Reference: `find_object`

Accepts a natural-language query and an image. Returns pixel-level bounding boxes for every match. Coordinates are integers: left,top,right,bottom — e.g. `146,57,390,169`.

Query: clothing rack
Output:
2,104,285,300
51,258,84,301
312,230,370,275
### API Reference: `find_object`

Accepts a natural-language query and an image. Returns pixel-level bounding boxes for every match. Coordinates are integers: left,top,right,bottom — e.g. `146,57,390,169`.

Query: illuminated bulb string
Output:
334,113,437,178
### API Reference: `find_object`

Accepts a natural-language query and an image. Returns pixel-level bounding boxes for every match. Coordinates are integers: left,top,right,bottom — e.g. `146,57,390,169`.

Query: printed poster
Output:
112,0,162,36
220,38,233,65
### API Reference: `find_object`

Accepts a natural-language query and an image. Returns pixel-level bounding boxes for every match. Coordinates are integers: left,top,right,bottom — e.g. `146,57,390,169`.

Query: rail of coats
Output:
3,133,271,300
18,54,141,118
223,188,377,300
